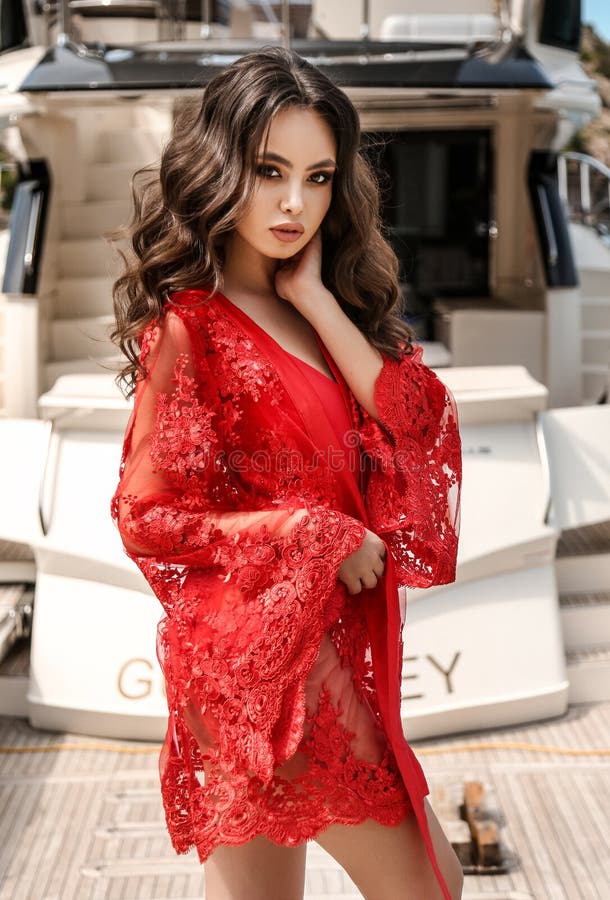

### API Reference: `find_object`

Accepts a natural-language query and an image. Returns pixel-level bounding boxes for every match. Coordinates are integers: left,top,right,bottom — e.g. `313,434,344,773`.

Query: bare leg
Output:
204,835,307,900
312,798,464,900
182,688,310,900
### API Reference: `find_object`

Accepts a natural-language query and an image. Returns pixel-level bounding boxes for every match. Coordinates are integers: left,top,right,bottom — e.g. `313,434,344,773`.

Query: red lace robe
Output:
110,287,462,899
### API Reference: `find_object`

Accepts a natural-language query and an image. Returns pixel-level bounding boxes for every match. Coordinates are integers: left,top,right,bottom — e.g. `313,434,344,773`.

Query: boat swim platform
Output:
0,699,608,900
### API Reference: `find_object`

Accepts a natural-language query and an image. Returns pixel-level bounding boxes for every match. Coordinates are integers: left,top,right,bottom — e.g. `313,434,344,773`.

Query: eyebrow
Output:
257,151,337,171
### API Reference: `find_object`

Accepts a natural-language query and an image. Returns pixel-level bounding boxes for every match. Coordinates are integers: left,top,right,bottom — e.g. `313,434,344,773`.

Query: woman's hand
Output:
337,527,387,594
274,228,324,310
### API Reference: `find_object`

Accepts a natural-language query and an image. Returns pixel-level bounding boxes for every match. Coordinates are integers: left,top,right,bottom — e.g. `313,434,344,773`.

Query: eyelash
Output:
256,164,333,185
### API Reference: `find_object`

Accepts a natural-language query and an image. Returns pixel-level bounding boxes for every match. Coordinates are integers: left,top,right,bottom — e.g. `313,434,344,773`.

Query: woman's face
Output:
233,106,337,259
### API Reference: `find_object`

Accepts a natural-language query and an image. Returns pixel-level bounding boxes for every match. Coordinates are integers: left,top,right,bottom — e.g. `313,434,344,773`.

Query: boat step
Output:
58,238,123,279
0,539,35,582
95,128,165,165
582,335,610,366
583,371,610,404
578,268,610,297
49,314,116,362
555,552,610,594
581,328,610,341
0,583,33,716
0,539,33,563
0,628,30,717
44,354,124,391
560,590,610,648
85,162,141,202
565,642,610,703
56,276,116,319
580,302,610,328
556,520,610,557
0,583,32,659
60,199,131,241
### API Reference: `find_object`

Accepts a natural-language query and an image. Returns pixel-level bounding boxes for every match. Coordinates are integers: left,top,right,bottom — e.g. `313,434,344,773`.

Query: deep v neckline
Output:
210,289,338,384
284,348,341,385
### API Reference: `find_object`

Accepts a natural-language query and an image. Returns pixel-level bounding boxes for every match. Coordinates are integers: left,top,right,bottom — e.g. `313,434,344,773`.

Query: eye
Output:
256,164,334,184
309,171,334,185
256,164,280,178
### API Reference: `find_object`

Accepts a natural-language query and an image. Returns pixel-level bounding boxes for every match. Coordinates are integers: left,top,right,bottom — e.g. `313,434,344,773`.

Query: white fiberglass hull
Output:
0,363,590,741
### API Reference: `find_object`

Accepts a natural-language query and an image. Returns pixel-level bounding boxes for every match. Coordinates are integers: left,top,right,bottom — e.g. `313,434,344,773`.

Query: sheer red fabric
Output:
110,287,462,899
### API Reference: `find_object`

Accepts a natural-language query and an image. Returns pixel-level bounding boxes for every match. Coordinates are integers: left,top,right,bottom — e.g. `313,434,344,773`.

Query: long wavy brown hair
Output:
107,45,417,398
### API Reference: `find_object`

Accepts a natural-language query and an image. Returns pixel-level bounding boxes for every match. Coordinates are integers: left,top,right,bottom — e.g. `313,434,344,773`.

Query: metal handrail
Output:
69,0,161,9
557,151,610,229
41,0,175,44
37,419,54,537
40,0,295,47
2,164,51,296
23,189,42,278
472,0,525,63
33,0,527,54
535,414,553,527
537,184,558,268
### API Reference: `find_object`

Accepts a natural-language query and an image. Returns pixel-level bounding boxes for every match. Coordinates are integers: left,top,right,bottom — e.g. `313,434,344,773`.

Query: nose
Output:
280,178,303,215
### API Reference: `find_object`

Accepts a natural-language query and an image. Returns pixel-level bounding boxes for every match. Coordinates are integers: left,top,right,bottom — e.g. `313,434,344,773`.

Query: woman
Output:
109,46,463,900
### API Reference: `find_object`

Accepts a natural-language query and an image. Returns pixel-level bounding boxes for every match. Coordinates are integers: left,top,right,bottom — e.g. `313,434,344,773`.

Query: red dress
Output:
110,287,462,900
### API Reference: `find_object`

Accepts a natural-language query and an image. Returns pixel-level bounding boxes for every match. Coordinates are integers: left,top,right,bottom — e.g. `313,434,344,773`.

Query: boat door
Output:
365,128,494,307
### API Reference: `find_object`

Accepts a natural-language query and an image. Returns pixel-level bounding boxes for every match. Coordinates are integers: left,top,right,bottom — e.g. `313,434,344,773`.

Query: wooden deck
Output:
0,699,608,899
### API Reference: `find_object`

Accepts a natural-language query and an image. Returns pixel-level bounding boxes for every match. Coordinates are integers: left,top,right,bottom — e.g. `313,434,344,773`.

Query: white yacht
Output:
0,0,608,744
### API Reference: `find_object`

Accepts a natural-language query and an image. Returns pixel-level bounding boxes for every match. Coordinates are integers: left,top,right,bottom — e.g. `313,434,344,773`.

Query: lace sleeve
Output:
111,306,367,584
356,343,462,590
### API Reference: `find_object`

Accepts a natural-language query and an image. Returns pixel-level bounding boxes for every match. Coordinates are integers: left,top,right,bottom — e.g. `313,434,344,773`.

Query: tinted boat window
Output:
363,129,492,299
539,0,581,52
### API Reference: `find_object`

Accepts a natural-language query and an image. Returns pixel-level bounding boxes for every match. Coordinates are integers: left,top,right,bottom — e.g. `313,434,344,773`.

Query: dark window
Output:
539,0,581,52
362,129,493,300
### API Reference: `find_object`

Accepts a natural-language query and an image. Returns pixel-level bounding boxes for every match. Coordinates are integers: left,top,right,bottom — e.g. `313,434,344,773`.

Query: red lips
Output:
271,223,304,233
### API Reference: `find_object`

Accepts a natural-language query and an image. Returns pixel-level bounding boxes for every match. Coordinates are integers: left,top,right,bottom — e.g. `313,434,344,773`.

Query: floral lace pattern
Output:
110,288,462,868
355,341,462,589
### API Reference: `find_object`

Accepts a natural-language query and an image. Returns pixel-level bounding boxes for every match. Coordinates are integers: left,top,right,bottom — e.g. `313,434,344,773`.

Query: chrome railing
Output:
40,0,176,44
37,0,295,47
31,0,523,52
557,151,610,236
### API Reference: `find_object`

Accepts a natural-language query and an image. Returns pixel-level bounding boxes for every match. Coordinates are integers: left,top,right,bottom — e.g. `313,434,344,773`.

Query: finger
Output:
360,572,379,590
338,573,361,595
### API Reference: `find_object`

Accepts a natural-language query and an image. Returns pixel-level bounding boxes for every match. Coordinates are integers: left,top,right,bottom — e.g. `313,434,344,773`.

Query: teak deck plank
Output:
0,701,609,899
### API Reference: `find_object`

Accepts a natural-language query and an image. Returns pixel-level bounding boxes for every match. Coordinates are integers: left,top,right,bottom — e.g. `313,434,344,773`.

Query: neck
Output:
221,231,280,302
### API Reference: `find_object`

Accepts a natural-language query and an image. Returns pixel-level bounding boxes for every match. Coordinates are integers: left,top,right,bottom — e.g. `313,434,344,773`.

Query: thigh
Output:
312,797,463,900
204,834,307,900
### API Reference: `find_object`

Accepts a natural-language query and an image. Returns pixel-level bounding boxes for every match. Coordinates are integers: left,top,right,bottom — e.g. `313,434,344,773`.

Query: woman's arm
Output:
305,286,384,420
285,281,462,590
111,306,367,584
